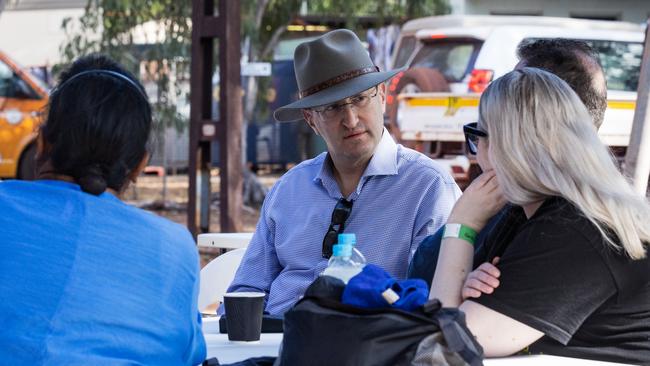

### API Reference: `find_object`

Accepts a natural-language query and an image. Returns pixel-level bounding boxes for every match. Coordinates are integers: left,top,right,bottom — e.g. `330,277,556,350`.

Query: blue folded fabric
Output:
342,264,429,312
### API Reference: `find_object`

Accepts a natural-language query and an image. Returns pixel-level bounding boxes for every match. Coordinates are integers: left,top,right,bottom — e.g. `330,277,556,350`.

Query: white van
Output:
386,15,644,184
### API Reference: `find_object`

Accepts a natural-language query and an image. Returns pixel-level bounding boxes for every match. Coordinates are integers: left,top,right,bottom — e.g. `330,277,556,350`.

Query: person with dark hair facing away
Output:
408,38,609,285
0,55,206,365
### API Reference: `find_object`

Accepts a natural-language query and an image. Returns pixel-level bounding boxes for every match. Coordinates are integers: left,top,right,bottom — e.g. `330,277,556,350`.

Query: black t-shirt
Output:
472,197,650,364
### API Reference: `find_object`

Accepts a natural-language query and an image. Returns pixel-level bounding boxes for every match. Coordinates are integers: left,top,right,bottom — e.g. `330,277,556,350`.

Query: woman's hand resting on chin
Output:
447,170,507,232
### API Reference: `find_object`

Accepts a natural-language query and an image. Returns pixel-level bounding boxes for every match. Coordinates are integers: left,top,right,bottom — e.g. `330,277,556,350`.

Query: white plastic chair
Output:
198,247,246,311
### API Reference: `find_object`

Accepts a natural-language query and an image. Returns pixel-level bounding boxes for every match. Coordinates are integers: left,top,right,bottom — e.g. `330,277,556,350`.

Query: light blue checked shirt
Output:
227,129,461,315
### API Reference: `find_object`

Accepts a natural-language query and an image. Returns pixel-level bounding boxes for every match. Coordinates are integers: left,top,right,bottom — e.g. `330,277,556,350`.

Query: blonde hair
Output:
479,67,650,259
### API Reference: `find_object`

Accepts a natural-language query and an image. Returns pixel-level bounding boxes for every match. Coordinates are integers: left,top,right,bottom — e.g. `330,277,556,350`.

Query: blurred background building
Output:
1,0,648,174
450,0,649,23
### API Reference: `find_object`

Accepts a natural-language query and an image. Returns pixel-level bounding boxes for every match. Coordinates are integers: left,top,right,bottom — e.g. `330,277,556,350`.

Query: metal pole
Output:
624,19,650,195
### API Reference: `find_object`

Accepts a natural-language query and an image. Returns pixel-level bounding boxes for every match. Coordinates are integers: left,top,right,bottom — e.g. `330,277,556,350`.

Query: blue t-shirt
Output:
0,180,206,365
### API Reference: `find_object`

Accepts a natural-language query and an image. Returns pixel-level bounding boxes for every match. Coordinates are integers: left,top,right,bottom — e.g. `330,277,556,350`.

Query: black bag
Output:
278,277,483,366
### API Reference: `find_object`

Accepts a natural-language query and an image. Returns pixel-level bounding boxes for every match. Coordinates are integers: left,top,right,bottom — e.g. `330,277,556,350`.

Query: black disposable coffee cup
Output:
223,292,265,341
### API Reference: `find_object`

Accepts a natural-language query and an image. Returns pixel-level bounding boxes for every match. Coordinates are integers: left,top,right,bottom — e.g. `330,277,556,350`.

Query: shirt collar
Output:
314,154,332,184
361,128,398,178
313,128,398,195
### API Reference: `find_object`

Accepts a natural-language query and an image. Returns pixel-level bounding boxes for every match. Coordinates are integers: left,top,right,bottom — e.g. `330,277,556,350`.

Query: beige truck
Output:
387,15,644,186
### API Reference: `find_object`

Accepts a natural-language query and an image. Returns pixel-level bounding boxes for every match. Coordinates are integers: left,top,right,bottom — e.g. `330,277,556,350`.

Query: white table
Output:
204,333,283,363
483,355,631,365
202,318,630,365
197,233,254,249
203,321,629,365
204,345,629,366
202,317,282,362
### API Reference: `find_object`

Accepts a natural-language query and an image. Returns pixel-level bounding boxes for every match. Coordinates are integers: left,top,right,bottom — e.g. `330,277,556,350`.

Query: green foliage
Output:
239,0,450,123
308,0,450,28
240,0,450,62
60,0,191,132
241,0,303,61
59,0,450,130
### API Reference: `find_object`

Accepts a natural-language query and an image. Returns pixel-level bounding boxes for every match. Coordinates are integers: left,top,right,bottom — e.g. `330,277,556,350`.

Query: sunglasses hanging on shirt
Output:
322,198,354,259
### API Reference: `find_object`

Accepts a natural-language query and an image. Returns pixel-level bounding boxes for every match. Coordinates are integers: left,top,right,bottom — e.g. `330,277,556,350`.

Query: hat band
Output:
300,66,380,98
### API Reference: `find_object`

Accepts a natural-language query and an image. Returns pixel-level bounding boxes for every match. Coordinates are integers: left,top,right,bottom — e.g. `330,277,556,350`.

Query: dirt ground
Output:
125,172,280,266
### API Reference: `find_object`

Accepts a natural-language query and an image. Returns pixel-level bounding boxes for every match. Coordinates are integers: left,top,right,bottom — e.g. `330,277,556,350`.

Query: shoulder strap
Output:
436,309,484,366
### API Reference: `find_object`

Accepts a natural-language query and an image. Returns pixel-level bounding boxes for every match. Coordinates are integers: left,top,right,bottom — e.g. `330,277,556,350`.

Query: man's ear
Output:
302,109,320,136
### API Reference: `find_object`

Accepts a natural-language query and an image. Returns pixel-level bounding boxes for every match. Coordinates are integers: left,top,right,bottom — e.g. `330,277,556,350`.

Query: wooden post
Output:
219,1,244,232
624,18,650,195
188,0,243,236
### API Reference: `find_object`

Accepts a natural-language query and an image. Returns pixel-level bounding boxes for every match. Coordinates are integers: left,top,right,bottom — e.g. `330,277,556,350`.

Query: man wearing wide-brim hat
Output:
227,29,461,315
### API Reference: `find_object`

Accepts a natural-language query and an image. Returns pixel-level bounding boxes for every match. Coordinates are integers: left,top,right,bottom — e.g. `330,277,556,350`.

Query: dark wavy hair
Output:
517,38,608,129
38,54,152,195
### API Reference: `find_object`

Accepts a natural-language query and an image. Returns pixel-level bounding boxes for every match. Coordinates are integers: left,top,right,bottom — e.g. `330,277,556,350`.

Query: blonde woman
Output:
430,67,650,364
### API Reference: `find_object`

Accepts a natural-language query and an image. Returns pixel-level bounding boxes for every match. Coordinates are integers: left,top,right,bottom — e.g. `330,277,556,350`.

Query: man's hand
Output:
462,257,501,300
447,170,507,232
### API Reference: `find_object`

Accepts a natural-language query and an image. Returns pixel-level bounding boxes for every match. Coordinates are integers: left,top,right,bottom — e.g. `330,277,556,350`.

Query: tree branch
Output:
259,25,286,60
254,0,270,28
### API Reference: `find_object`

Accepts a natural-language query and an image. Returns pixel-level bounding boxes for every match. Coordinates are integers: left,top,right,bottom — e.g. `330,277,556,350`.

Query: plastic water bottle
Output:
321,234,366,284
338,233,366,266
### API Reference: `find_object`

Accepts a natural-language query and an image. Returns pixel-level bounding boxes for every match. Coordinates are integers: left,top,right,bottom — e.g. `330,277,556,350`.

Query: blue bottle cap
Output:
338,233,356,246
332,244,353,257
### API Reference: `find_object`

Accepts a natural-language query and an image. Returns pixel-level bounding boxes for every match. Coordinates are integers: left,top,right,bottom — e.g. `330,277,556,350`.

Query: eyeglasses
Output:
463,122,488,155
311,87,378,119
322,198,353,259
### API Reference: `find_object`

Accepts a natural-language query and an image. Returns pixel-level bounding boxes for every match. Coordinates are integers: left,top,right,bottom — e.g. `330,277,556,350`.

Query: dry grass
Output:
125,172,280,266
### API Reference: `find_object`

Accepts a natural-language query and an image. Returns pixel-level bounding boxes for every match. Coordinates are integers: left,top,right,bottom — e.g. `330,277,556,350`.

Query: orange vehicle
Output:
0,51,48,179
